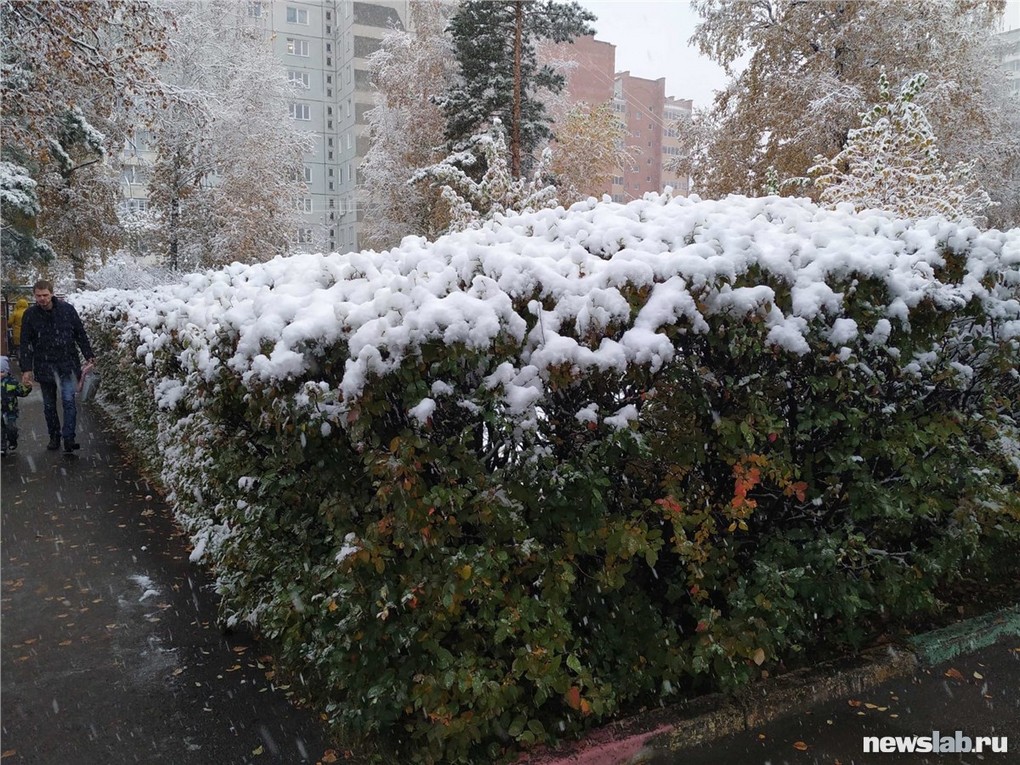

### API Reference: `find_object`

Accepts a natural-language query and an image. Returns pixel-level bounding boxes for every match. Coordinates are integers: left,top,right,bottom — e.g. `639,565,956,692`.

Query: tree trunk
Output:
168,151,182,270
511,0,523,178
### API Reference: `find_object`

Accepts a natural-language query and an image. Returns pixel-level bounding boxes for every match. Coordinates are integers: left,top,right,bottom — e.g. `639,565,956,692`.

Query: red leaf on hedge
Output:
565,686,582,710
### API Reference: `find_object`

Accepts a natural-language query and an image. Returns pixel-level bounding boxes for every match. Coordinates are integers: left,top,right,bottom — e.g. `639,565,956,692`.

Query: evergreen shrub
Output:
77,194,1020,763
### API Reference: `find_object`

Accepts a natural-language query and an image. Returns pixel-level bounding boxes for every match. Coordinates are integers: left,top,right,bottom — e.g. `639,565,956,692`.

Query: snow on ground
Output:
73,192,1020,420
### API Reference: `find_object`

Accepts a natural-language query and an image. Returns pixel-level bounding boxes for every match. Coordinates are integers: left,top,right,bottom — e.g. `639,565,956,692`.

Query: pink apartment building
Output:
556,35,692,201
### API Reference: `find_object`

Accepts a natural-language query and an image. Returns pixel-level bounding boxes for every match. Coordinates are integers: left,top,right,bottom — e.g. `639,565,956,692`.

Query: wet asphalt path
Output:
1,384,334,763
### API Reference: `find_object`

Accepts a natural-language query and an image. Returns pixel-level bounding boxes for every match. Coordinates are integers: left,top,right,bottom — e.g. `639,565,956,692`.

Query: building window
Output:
288,70,309,88
326,43,332,53
289,102,311,120
289,166,312,183
247,1,263,17
296,228,313,244
122,198,150,214
296,197,313,213
286,38,309,57
286,6,309,24
346,133,352,150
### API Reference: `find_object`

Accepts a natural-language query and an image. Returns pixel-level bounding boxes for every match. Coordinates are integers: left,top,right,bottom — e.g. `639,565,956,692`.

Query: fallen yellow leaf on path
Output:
793,740,808,751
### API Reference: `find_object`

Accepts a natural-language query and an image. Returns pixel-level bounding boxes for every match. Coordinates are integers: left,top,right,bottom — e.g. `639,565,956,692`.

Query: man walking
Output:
19,280,96,453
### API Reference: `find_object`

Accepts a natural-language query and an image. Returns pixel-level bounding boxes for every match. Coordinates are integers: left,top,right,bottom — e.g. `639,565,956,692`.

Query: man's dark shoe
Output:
46,437,61,451
63,439,80,453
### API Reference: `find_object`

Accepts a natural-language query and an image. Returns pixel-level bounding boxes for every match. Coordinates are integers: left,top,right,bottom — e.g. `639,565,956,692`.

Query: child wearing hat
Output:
1,356,33,455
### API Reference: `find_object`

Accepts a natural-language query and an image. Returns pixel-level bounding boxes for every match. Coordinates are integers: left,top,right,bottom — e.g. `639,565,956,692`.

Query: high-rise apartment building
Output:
249,0,412,254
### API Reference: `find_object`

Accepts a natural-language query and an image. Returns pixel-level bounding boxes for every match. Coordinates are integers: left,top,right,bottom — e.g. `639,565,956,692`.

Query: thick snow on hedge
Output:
76,192,1020,416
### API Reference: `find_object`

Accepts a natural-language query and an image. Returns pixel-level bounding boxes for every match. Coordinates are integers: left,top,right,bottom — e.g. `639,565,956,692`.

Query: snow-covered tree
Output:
413,120,558,234
0,161,54,264
361,0,458,250
145,0,310,270
809,72,992,222
440,0,595,176
676,0,1020,224
1,0,172,268
549,101,631,204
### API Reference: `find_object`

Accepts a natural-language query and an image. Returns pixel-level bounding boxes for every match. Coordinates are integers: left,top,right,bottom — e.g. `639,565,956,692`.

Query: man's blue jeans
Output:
39,371,77,442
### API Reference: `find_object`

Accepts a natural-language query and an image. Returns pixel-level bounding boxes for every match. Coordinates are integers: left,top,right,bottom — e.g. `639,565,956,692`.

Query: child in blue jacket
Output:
1,356,33,455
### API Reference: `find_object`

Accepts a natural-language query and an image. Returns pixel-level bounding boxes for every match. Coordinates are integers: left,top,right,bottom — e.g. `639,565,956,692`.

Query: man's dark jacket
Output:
19,298,95,381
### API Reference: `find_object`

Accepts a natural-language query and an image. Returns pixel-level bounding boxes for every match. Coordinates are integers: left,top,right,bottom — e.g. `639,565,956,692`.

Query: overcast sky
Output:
576,0,1020,110
576,0,729,108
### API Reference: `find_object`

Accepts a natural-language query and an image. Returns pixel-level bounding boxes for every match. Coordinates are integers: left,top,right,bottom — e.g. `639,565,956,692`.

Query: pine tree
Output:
0,161,53,264
440,0,594,177
412,120,558,234
809,72,992,222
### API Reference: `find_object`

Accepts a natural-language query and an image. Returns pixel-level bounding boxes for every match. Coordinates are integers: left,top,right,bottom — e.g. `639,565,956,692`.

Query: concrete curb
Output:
908,603,1020,667
523,603,1020,765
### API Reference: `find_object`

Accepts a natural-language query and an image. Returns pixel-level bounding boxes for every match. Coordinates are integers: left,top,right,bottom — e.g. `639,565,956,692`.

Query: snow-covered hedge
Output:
76,193,1020,763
